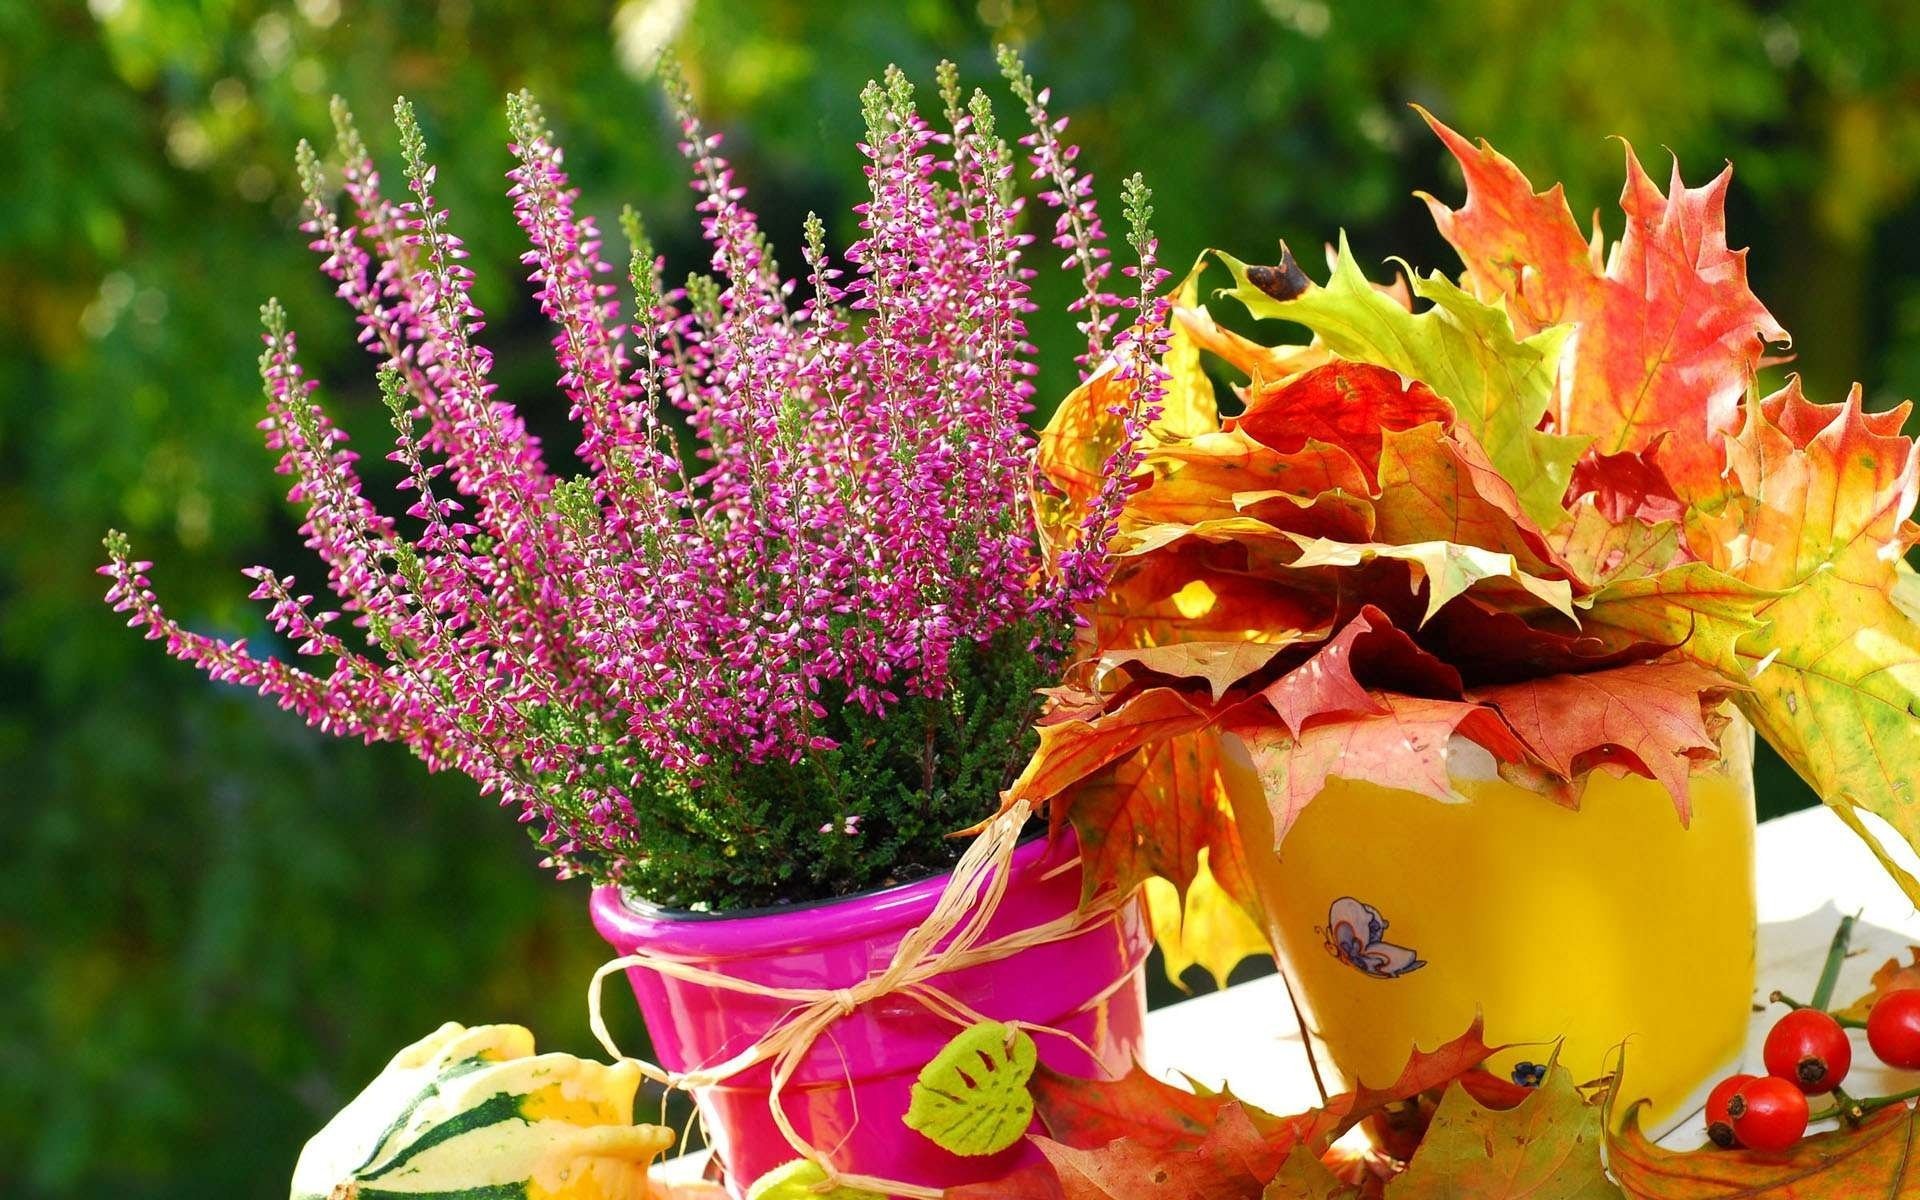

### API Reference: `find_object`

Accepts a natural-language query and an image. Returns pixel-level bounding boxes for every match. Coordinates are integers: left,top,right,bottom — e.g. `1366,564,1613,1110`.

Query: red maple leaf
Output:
1227,694,1530,849
1258,605,1463,737
1469,660,1738,819
1567,436,1686,525
1233,361,1455,481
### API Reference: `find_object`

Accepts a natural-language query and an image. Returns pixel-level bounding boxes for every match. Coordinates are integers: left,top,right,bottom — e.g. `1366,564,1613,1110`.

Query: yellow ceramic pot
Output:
1223,711,1756,1132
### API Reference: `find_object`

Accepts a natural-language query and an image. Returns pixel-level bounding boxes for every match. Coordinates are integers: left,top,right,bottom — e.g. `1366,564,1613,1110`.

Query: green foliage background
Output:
3,0,1916,1194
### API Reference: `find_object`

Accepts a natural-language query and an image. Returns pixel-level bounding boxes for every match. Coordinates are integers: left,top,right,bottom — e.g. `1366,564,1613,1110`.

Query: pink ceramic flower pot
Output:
589,829,1152,1196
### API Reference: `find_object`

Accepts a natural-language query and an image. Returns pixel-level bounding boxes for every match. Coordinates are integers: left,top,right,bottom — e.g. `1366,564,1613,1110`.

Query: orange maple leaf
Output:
1419,109,1786,504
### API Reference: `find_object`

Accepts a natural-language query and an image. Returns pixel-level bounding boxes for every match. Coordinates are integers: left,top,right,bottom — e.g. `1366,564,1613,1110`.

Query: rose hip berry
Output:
1729,1075,1810,1152
1867,988,1920,1069
1705,1073,1757,1148
1763,1008,1852,1094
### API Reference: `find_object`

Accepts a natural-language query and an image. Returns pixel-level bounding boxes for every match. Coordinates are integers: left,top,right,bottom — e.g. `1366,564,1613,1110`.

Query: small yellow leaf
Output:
1146,848,1271,990
1156,255,1221,441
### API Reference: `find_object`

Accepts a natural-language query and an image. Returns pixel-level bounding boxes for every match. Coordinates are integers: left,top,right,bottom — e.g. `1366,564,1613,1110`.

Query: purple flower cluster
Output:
100,57,1166,884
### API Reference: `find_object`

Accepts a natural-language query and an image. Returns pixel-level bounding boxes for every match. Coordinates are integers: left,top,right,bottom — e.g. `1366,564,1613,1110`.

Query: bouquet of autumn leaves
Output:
1014,109,1920,946
955,112,1920,1200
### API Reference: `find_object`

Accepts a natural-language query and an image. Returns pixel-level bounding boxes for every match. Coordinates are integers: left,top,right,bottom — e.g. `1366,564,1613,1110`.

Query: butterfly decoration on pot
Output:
1319,896,1426,979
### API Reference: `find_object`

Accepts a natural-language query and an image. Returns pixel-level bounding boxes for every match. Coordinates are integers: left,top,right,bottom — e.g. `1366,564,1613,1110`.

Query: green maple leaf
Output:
1385,1067,1615,1200
904,1021,1038,1157
1213,237,1586,532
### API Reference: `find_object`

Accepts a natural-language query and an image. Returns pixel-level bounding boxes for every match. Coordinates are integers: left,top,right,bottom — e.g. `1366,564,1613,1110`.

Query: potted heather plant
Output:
1003,112,1920,1142
100,55,1170,1195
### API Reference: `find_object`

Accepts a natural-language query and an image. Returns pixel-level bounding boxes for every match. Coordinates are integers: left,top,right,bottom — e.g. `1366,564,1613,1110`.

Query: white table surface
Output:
656,804,1920,1182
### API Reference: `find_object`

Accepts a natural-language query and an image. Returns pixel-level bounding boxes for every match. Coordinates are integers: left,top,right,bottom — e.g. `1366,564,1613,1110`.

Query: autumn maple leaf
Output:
1055,730,1245,905
1123,426,1371,533
1257,605,1462,737
1227,693,1532,851
1469,661,1739,820
1386,1067,1615,1200
1837,947,1920,1023
1231,360,1454,481
1022,111,1920,1080
948,1023,1503,1200
1704,379,1920,895
1215,237,1586,531
1608,1102,1920,1197
1417,108,1786,504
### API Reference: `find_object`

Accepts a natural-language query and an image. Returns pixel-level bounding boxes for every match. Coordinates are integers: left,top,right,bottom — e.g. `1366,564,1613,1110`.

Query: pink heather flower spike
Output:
102,61,1158,899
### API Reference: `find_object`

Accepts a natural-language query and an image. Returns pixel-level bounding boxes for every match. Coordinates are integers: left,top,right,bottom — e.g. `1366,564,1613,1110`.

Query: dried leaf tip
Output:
1245,242,1310,302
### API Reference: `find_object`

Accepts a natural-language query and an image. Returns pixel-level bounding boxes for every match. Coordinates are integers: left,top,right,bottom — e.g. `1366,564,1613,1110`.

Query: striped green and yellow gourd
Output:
290,1022,677,1200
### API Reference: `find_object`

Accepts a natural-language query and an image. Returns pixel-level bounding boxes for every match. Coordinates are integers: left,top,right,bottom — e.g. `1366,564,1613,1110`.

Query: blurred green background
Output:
4,0,1918,1194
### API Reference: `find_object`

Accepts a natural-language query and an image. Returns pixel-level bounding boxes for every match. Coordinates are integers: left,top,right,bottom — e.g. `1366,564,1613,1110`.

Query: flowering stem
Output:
102,64,1126,903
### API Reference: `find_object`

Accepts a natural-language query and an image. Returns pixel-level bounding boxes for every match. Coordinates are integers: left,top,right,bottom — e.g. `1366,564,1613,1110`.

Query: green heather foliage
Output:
624,634,1049,910
5,1,1920,1196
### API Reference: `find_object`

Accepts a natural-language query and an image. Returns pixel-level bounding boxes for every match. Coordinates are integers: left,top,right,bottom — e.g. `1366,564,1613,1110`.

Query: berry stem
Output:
1770,991,1869,1029
1830,1084,1865,1127
1810,1084,1920,1124
1810,912,1857,1012
1859,1086,1920,1117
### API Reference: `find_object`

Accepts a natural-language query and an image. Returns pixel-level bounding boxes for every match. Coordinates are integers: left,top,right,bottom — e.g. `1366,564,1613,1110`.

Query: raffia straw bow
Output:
587,799,1128,1198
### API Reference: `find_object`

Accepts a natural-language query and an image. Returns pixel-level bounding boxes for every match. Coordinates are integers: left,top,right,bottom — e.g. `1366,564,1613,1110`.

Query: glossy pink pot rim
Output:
590,831,1054,958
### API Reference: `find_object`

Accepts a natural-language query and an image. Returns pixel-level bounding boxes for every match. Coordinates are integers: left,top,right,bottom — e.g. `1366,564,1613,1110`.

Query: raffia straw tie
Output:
586,799,1126,1199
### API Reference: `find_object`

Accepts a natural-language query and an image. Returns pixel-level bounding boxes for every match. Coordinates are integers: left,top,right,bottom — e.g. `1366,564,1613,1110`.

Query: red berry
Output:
1867,988,1920,1069
1705,1073,1757,1148
1763,1008,1852,1094
1729,1075,1810,1152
